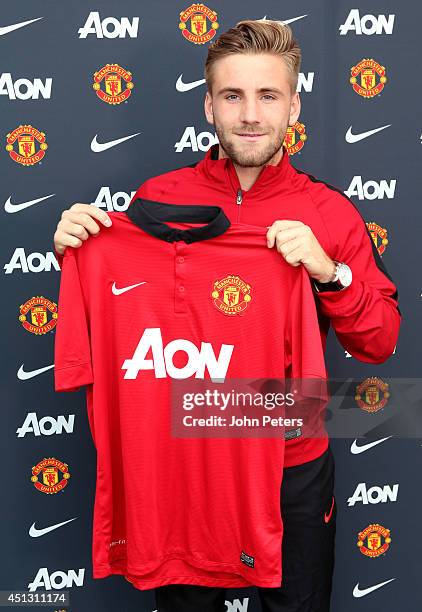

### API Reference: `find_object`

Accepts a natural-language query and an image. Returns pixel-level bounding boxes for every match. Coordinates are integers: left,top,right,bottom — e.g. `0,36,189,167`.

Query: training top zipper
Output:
236,188,243,222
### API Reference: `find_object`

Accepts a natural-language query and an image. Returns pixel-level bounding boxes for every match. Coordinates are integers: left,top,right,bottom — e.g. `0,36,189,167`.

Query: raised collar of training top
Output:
194,142,292,198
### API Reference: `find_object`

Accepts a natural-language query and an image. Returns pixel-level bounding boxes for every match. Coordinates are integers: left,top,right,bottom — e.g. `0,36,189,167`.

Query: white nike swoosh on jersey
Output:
29,517,77,538
17,364,55,380
261,15,307,25
176,75,206,92
0,17,43,36
112,281,146,295
345,124,391,143
353,578,395,598
91,132,141,153
4,194,55,213
350,436,392,454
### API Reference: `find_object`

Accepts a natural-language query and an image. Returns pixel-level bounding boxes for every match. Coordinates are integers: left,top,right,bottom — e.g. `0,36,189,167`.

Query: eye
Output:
225,94,239,100
262,94,276,100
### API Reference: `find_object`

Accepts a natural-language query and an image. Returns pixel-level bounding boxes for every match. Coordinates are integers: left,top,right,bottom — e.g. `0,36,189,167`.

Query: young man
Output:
53,19,400,612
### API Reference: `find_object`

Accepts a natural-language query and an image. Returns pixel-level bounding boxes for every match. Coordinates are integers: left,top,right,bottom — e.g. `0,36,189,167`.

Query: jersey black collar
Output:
126,198,231,243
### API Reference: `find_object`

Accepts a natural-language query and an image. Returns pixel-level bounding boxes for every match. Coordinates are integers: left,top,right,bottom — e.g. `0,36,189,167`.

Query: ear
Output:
204,91,214,126
289,92,301,126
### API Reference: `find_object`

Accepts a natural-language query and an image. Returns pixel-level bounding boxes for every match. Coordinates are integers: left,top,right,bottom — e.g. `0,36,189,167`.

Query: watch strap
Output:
313,261,346,293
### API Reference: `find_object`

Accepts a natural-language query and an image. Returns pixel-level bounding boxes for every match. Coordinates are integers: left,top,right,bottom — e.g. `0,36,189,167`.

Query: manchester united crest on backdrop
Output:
357,524,391,557
350,58,387,98
6,125,48,165
92,63,134,105
179,4,219,44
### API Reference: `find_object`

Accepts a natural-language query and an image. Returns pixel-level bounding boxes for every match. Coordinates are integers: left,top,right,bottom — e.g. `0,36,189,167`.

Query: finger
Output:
266,220,304,247
67,203,112,226
282,220,304,228
276,237,303,258
266,222,284,247
62,211,103,236
279,244,303,266
273,227,302,247
58,218,90,243
54,229,84,250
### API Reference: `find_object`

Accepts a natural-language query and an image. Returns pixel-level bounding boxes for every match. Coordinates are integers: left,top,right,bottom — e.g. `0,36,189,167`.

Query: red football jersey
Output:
54,199,327,590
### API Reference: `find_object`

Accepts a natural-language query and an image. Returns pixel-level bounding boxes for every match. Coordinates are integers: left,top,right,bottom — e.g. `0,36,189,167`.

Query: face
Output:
204,53,300,167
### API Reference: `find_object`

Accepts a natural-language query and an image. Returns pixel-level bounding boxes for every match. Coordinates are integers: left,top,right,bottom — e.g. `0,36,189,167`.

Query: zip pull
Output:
236,188,243,222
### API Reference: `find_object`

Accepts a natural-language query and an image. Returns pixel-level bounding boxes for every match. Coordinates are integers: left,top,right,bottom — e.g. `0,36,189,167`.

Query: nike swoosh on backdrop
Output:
262,15,308,25
353,578,396,598
345,124,391,143
350,436,392,454
281,15,308,24
0,17,43,36
176,75,206,92
18,364,55,380
112,281,146,295
91,132,141,153
5,194,55,213
29,517,77,538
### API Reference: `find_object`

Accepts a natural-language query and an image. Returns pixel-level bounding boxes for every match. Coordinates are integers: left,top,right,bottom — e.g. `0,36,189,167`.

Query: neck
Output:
217,145,283,191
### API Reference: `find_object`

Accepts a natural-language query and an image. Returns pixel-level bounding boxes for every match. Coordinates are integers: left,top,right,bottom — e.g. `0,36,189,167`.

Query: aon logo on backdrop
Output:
348,482,399,506
0,73,52,100
92,187,136,211
175,127,218,153
16,413,75,437
28,567,85,592
339,9,395,35
78,12,139,38
4,248,61,274
345,176,396,201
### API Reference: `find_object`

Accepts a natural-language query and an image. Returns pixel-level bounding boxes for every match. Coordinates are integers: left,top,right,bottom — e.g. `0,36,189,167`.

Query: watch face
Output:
338,264,352,287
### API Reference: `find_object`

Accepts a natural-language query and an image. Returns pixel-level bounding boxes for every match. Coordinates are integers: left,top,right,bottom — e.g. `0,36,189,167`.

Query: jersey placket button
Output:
175,245,187,313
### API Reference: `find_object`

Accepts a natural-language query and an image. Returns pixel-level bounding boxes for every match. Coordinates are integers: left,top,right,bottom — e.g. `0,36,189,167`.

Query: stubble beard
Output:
214,123,287,168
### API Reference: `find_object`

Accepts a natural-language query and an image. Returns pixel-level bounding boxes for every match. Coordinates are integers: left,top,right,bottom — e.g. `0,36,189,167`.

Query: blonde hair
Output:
205,19,301,94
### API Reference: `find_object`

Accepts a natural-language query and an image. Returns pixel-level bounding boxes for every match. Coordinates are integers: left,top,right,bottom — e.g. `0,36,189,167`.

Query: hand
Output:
53,203,112,255
266,220,336,283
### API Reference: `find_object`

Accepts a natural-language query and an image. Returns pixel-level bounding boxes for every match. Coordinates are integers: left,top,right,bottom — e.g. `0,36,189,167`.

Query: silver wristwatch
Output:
312,261,352,293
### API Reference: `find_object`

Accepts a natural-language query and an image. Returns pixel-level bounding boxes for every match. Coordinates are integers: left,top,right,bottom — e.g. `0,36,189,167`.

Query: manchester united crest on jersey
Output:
211,275,252,315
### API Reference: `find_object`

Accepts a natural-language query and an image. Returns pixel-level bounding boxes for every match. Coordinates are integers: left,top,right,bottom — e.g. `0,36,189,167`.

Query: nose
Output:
238,97,261,125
